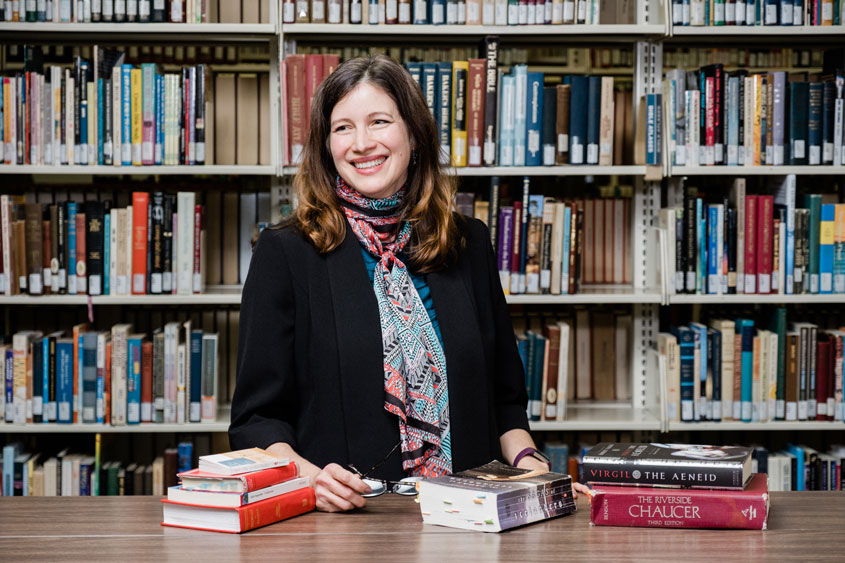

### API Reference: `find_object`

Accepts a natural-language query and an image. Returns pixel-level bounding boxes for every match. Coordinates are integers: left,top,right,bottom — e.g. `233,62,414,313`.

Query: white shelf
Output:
0,165,276,176
507,287,662,305
0,287,243,305
669,293,845,304
529,405,662,431
0,22,276,37
282,165,647,177
0,421,229,433
671,24,845,38
669,421,845,431
282,23,665,37
670,165,845,176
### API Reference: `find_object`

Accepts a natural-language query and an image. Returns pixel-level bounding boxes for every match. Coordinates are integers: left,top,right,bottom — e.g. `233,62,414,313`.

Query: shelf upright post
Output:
270,34,282,177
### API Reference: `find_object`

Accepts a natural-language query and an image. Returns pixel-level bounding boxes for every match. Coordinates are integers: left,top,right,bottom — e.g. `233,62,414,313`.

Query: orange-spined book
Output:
178,462,299,493
131,191,149,295
161,486,315,533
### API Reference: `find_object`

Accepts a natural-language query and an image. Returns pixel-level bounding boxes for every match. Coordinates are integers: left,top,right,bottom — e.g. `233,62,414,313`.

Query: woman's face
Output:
329,82,412,200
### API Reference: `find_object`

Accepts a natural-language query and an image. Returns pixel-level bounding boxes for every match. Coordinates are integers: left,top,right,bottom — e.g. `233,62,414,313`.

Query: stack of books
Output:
161,448,315,533
417,460,576,532
584,442,770,530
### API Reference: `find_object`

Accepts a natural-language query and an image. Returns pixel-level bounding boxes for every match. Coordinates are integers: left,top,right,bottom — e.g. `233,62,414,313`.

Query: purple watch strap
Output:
512,447,538,467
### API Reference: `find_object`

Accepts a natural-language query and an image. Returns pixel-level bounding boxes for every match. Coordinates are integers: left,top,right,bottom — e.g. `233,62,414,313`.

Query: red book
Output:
161,486,316,533
817,335,832,421
705,76,715,155
744,195,758,294
756,195,773,294
322,54,340,80
193,204,202,294
75,212,87,294
304,54,324,126
131,192,149,294
178,463,300,493
589,473,769,530
510,201,522,290
141,340,153,423
42,218,52,295
285,54,306,165
467,58,486,167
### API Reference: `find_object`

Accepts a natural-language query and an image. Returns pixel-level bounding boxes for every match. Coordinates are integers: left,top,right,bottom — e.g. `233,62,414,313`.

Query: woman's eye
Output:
333,125,349,132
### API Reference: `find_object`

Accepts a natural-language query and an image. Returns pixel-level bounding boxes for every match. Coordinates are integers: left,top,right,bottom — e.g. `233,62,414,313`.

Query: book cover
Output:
167,476,310,509
418,461,576,532
161,486,316,534
198,448,289,476
179,463,299,493
589,473,769,530
583,442,753,489
482,36,499,166
525,72,544,167
451,61,468,167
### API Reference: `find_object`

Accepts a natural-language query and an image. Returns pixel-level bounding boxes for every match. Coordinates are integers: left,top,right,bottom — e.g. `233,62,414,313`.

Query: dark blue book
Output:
568,75,588,165
737,319,755,423
405,62,423,88
178,441,193,474
586,75,601,165
670,325,696,422
542,86,557,166
429,0,446,24
646,93,663,165
530,332,546,421
707,327,722,422
788,81,808,165
56,338,74,424
127,334,143,424
525,72,544,167
66,201,78,295
82,332,98,423
421,63,438,121
822,79,835,164
79,60,89,165
436,62,452,165
807,81,823,164
156,73,164,165
190,329,203,422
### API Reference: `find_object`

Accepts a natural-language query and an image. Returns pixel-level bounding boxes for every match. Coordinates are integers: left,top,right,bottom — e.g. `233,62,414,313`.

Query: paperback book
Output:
167,476,310,508
197,448,288,476
583,443,754,489
417,461,576,532
178,463,299,493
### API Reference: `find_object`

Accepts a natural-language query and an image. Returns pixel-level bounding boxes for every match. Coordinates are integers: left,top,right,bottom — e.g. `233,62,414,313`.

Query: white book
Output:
198,448,289,476
176,192,195,294
112,64,122,167
201,333,219,423
110,323,132,426
177,342,186,424
163,321,180,423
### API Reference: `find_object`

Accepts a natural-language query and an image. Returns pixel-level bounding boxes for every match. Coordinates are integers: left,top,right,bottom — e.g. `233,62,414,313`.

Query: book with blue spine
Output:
127,334,144,424
156,73,164,165
32,338,43,424
689,322,709,420
56,338,74,424
647,93,663,165
430,0,446,23
670,326,696,422
586,75,601,165
820,204,834,294
737,319,755,422
121,64,133,166
498,74,516,166
512,65,528,167
530,332,546,420
785,444,805,490
421,63,438,122
4,349,12,423
42,336,51,423
525,72,544,167
779,0,792,24
436,62,452,166
561,205,572,294
67,202,78,295
178,441,194,473
103,209,110,295
2,443,22,496
708,205,720,294
96,332,107,424
568,75,588,165
405,62,423,87
190,329,203,423
708,327,722,421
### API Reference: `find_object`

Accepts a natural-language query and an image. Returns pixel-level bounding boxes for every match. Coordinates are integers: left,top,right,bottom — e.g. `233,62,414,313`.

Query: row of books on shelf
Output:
0,45,273,168
663,46,824,71
660,176,845,295
657,308,845,423
282,0,635,25
0,319,220,426
284,41,644,167
663,63,845,167
671,0,845,27
0,0,270,23
514,307,632,421
2,439,203,497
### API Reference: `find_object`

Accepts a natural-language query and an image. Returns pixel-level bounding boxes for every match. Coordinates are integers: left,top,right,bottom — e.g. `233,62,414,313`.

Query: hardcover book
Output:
418,460,576,532
179,463,299,493
198,448,289,476
583,443,753,489
167,476,310,509
589,473,769,530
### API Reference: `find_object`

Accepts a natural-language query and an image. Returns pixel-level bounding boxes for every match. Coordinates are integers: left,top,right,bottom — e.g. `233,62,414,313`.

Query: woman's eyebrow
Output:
331,111,393,128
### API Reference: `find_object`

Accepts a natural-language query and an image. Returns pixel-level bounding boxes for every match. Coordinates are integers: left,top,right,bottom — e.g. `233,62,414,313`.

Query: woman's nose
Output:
352,128,377,152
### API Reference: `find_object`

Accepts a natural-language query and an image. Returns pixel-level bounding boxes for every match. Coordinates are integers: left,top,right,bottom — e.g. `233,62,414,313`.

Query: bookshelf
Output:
0,165,277,175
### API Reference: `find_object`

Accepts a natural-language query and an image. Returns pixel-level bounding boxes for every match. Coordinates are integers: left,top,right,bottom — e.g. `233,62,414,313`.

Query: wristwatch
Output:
512,447,551,468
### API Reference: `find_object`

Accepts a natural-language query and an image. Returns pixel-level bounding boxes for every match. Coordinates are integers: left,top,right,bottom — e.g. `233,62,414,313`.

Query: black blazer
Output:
229,216,529,480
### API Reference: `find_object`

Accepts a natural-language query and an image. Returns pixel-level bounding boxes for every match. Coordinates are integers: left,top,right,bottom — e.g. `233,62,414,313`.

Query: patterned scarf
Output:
335,177,452,479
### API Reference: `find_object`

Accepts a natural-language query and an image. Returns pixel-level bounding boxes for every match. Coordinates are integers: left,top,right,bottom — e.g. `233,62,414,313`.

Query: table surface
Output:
1,492,844,562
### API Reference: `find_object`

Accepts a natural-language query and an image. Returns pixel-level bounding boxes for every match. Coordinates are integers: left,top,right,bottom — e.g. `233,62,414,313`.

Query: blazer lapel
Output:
326,227,398,467
427,260,489,472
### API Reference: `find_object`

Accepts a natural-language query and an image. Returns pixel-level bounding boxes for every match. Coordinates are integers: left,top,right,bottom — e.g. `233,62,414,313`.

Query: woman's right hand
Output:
312,463,373,512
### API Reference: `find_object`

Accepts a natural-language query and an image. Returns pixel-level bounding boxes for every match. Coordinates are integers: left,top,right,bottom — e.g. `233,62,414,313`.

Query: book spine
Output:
589,485,768,529
450,61,468,168
126,338,141,424
583,458,748,489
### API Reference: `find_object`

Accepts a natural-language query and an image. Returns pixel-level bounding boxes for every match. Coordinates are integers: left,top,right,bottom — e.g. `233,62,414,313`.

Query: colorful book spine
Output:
820,203,835,294
127,334,142,424
738,318,755,422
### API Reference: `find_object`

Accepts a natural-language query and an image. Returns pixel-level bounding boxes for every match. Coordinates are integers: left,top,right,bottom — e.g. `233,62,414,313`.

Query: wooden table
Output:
1,493,843,562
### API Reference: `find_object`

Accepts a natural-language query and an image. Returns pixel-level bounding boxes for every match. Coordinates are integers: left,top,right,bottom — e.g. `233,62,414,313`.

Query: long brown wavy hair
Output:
290,54,461,273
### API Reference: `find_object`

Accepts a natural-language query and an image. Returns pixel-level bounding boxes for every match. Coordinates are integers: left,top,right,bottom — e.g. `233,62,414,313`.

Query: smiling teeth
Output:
353,157,386,169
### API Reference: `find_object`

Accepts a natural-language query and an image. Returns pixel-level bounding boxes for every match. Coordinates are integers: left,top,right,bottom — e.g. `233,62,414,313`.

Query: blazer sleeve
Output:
475,219,531,435
229,228,301,451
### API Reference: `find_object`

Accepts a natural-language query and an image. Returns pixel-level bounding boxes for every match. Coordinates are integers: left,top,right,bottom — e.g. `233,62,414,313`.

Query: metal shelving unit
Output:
282,165,648,177
0,165,277,176
281,23,666,38
670,165,845,176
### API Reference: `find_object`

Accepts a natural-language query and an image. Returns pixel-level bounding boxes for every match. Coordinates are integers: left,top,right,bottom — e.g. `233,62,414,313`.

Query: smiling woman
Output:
229,54,565,515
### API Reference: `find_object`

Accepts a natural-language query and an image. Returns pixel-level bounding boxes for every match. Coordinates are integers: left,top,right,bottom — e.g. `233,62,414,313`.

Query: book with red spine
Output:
131,191,149,294
757,195,773,294
705,74,715,162
467,58,486,167
744,195,758,294
304,54,324,128
179,462,300,493
589,473,770,530
141,340,153,423
161,485,316,533
285,54,306,165
75,211,87,294
322,54,340,80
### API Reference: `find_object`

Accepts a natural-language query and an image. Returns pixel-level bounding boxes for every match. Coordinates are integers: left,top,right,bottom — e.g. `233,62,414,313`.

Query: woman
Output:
230,55,568,513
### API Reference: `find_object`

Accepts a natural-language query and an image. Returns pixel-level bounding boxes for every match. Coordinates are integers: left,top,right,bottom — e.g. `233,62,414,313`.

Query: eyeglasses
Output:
348,441,422,498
